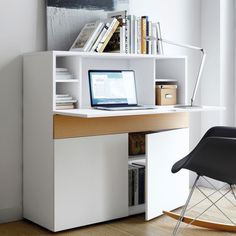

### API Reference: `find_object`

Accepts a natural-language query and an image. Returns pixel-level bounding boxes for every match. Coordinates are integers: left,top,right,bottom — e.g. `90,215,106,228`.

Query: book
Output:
128,165,139,206
141,16,148,54
56,68,68,72
132,162,145,204
128,15,135,54
56,96,73,101
132,165,139,205
56,94,70,98
156,22,164,54
91,21,111,52
70,22,104,52
107,10,128,53
128,165,134,206
147,20,152,55
127,18,131,53
151,23,157,54
137,17,142,54
56,100,77,104
95,18,119,53
134,16,138,54
56,104,75,110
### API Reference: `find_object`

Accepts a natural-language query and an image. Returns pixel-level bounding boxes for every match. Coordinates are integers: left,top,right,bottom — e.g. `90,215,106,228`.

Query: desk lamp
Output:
153,23,207,108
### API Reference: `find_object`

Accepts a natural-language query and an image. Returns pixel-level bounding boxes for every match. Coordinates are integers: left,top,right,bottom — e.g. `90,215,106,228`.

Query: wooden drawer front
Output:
54,113,189,139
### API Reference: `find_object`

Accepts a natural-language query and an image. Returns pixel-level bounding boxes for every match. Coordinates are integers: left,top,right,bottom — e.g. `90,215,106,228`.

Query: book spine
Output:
133,167,139,205
130,15,135,54
148,20,152,55
134,16,138,54
84,23,104,52
138,167,145,204
156,22,163,54
127,16,131,54
141,16,147,54
137,17,141,54
145,17,149,54
125,14,128,54
91,23,110,52
128,166,133,206
120,26,125,53
151,22,157,54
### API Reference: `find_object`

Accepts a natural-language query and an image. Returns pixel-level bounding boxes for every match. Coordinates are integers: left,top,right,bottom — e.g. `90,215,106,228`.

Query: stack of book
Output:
107,12,161,54
56,68,74,80
70,18,120,53
56,94,77,110
129,161,145,207
70,11,162,55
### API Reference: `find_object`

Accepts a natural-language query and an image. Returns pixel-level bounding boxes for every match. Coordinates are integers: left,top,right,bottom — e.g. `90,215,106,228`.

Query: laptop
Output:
88,70,156,111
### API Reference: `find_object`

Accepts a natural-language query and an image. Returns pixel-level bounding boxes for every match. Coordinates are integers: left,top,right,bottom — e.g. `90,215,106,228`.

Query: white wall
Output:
0,0,202,223
200,0,235,188
0,0,46,223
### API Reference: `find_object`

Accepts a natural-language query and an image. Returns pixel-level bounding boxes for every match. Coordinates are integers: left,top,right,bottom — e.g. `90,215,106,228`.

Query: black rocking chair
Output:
163,126,236,235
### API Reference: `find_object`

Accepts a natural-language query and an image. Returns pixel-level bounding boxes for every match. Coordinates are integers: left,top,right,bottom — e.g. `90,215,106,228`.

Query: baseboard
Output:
0,206,22,224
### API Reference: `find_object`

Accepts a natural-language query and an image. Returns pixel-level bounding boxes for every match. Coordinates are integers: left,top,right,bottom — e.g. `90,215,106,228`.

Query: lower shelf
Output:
129,204,145,216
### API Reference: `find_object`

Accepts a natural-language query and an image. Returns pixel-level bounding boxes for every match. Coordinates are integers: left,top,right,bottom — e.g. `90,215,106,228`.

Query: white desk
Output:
23,51,222,232
54,106,221,118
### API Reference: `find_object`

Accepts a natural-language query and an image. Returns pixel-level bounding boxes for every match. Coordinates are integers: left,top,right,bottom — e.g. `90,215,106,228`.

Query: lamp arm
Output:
158,37,207,107
191,51,206,106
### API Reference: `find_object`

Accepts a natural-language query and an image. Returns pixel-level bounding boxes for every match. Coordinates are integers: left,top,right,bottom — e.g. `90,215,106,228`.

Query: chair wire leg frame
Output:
172,176,236,236
172,175,200,235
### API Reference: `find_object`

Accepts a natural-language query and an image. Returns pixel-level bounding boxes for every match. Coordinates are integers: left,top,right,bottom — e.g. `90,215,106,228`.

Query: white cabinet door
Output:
54,134,128,231
145,128,189,220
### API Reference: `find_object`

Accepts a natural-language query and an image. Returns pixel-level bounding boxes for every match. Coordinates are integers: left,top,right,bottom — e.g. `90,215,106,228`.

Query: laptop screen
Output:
89,70,137,107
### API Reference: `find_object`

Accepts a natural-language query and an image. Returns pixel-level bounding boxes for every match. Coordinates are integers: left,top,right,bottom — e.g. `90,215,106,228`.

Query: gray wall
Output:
0,0,46,223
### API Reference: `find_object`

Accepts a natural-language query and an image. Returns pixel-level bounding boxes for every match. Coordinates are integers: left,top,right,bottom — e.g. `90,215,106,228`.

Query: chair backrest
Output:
181,126,236,184
202,126,236,140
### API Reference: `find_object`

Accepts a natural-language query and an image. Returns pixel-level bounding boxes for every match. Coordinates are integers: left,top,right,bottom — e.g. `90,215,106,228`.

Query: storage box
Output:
129,133,145,155
156,85,177,105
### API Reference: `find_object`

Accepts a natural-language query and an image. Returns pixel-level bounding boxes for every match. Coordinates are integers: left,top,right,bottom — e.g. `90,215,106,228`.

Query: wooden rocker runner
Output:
164,126,236,235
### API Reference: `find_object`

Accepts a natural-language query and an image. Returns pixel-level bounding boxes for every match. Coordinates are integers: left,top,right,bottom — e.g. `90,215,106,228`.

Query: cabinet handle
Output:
165,94,173,99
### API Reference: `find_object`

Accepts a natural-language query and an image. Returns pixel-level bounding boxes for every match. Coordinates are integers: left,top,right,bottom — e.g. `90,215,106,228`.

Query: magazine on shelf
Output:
70,21,104,52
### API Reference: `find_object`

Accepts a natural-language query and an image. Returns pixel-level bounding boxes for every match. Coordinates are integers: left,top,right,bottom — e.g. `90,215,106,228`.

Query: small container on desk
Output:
155,79,177,105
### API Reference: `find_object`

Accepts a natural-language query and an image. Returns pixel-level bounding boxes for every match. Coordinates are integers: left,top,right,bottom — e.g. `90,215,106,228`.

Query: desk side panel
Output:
23,53,55,230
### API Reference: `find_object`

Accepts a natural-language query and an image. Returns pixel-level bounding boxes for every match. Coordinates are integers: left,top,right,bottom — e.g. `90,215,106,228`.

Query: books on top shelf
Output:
56,68,74,80
69,11,162,55
56,94,77,110
70,18,119,53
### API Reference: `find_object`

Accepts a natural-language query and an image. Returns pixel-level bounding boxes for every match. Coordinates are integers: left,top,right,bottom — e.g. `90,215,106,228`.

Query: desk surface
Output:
54,106,222,118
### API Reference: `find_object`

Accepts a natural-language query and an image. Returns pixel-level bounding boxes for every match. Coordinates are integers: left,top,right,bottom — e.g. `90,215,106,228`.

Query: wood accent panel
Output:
163,211,236,232
54,113,189,139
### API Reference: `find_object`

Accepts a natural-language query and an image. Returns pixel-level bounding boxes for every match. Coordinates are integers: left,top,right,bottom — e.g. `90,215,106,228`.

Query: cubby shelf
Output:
51,51,187,110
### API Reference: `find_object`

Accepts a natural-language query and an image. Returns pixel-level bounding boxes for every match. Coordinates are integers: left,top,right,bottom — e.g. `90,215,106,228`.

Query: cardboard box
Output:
156,85,177,105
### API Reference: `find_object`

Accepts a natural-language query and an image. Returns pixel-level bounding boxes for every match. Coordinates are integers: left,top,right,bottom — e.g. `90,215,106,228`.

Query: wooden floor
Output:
0,187,236,236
